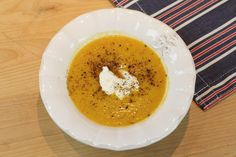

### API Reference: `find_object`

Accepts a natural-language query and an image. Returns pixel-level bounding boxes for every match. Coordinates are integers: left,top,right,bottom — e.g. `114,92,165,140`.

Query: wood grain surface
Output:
0,0,236,157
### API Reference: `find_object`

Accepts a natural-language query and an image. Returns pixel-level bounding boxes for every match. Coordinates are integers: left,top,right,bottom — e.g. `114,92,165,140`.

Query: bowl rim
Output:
39,8,196,151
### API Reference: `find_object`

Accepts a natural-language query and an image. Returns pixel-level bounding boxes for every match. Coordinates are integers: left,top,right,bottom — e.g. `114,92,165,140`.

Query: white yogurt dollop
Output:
99,66,139,100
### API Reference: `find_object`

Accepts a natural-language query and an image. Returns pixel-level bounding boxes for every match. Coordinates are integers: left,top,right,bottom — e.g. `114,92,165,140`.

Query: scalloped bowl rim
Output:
39,8,196,151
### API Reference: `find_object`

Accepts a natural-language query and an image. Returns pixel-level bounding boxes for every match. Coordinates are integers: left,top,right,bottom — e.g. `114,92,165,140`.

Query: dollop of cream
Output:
99,66,139,100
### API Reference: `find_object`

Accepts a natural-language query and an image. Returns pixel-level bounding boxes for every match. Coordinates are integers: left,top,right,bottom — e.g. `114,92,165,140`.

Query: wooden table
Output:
0,0,236,156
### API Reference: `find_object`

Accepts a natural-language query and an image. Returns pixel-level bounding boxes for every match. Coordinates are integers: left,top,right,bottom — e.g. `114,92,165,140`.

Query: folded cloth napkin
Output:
111,0,236,110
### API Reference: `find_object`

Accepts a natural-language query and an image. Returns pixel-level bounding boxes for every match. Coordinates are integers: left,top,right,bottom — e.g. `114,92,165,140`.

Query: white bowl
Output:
39,8,196,151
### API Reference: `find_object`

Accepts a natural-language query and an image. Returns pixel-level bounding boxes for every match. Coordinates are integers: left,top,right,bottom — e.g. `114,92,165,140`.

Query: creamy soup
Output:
67,35,168,127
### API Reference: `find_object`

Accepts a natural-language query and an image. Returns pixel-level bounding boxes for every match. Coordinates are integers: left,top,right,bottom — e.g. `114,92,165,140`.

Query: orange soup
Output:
67,35,168,127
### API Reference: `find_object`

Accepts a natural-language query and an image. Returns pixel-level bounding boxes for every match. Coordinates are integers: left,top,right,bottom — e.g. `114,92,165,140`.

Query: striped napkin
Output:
111,0,236,110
